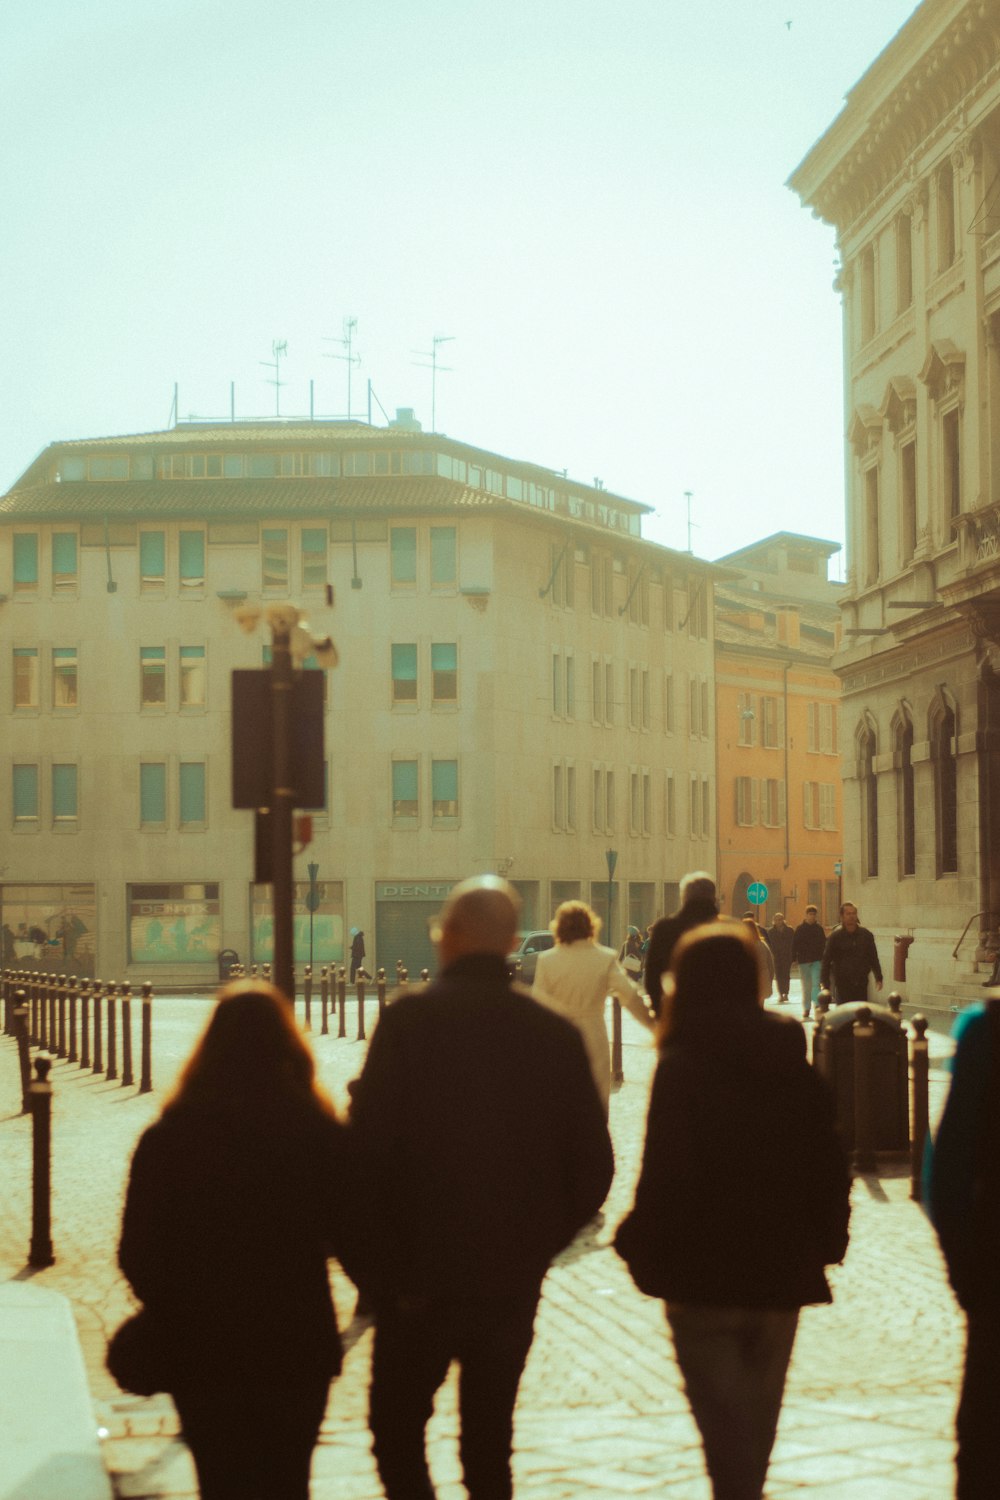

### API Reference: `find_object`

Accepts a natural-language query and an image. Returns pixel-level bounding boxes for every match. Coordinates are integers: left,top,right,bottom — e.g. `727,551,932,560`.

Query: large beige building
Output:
790,0,1000,1008
1,415,719,985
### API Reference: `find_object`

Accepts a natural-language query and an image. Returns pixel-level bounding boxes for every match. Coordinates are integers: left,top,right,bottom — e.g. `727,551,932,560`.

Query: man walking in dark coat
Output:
766,912,794,1004
821,901,883,1004
643,872,719,1015
349,876,614,1500
792,905,826,1020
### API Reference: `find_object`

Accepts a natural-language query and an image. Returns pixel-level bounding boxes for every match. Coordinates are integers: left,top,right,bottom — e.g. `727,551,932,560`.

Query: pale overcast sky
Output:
2,0,921,563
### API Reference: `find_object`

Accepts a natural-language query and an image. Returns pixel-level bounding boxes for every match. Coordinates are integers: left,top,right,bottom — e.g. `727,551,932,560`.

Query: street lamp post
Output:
270,614,295,1002
307,861,320,975
606,849,623,1086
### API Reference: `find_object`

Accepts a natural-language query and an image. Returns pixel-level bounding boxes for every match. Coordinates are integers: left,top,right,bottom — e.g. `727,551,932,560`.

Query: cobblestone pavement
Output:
0,983,964,1498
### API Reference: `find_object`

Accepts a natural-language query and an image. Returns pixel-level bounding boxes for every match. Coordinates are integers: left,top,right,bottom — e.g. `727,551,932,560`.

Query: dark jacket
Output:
348,953,614,1302
643,898,718,1011
119,1103,348,1387
766,922,794,979
792,919,826,964
821,924,882,1001
615,1010,850,1309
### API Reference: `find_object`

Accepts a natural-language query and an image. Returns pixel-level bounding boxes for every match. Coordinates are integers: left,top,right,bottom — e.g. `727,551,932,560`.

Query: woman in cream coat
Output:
533,901,655,1115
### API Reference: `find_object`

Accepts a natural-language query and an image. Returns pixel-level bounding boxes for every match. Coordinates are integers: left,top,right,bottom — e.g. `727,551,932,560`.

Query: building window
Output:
641,772,651,836
688,677,700,738
391,644,418,703
13,534,38,592
605,770,615,832
391,527,417,585
566,764,577,832
819,784,837,830
592,767,604,832
140,531,166,592
864,465,880,586
553,764,565,830
738,691,756,746
665,771,676,836
736,776,757,827
180,646,206,708
140,763,167,826
52,532,78,592
896,213,913,313
565,656,575,719
53,647,78,707
179,530,205,590
642,669,651,731
592,659,603,723
14,648,39,708
933,704,958,875
808,702,836,755
552,653,563,716
13,764,39,821
626,564,649,625
430,526,457,587
662,572,674,631
859,244,876,343
897,716,915,877
604,662,614,726
431,643,457,703
52,764,78,822
432,759,458,819
664,673,675,733
701,776,710,839
761,779,785,827
900,440,917,564
860,726,879,877
761,696,780,749
392,760,418,819
700,679,709,739
937,159,956,271
630,667,640,729
943,408,962,523
549,542,573,607
140,647,166,706
690,775,700,837
301,527,327,589
179,762,206,826
262,528,288,590
128,883,220,964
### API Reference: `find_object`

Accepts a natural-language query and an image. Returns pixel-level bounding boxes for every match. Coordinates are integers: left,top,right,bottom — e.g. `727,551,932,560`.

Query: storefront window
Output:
128,883,220,963
250,881,344,966
1,883,97,976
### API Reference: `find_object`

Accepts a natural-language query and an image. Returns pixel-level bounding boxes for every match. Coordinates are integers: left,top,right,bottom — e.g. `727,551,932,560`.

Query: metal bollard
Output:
251,963,259,978
105,984,118,1082
303,965,313,1031
815,988,832,1020
611,997,624,1085
263,963,272,984
909,1015,930,1202
80,982,92,1069
400,967,409,986
320,966,329,1036
56,976,67,1059
852,1005,877,1173
29,973,39,1047
48,976,58,1058
38,974,49,1052
139,983,153,1094
377,967,387,1015
420,968,430,984
67,978,78,1063
887,991,903,1019
337,967,347,1039
29,1054,55,1269
356,976,367,1041
121,983,134,1087
92,980,104,1074
13,996,31,1114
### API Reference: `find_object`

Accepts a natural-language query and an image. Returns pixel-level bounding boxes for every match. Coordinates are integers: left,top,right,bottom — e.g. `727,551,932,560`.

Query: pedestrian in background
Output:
615,922,850,1500
350,927,367,983
535,901,655,1116
821,902,882,1003
349,876,613,1500
792,905,826,1021
765,912,794,1005
643,872,719,1015
929,998,1000,1499
620,924,645,977
118,981,349,1500
743,915,775,1004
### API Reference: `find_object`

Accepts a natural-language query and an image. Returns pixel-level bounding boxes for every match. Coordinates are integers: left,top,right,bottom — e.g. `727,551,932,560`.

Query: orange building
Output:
714,534,844,931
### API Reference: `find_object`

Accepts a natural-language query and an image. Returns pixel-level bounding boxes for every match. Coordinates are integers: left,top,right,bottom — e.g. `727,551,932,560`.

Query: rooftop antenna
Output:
684,490,697,553
413,334,455,432
324,317,360,419
260,340,288,417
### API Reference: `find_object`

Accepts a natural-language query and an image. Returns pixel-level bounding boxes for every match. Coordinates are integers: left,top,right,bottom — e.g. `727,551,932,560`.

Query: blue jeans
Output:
799,962,821,1017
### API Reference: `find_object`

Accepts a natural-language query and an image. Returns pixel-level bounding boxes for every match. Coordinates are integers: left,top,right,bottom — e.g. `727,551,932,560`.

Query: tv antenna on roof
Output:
324,317,360,419
260,340,288,417
413,334,455,433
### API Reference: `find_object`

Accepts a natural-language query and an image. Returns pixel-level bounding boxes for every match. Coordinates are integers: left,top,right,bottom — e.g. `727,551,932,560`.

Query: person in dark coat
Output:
349,875,614,1500
643,872,719,1014
616,922,850,1500
791,905,826,1020
350,927,367,982
765,912,794,1004
929,999,1000,1498
118,981,349,1500
820,901,883,1003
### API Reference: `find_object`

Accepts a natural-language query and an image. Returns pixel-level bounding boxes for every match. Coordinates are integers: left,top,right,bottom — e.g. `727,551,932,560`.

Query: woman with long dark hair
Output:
615,923,850,1500
118,981,349,1500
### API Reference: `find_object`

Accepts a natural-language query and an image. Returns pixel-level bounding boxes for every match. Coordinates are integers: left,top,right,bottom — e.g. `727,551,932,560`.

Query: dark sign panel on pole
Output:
231,670,326,810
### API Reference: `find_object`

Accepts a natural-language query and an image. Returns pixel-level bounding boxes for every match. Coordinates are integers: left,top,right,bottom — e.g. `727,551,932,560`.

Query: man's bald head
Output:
435,876,521,966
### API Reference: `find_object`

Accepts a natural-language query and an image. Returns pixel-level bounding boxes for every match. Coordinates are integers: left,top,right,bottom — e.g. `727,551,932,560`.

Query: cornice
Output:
790,1,1000,233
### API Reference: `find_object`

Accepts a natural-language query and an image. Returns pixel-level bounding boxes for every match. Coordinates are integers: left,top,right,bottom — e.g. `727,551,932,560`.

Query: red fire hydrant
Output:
893,934,914,983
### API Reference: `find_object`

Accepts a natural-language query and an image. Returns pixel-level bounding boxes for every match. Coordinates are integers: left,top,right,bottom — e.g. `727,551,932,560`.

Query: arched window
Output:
894,711,915,877
858,720,879,879
931,697,958,875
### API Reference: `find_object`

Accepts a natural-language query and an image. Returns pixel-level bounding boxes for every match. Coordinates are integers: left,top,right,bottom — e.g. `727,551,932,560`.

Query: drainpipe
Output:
783,659,791,874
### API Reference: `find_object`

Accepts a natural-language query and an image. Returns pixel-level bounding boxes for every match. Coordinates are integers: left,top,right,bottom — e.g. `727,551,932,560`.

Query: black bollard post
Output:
303,965,313,1031
67,978,78,1064
13,996,31,1114
29,973,39,1047
1,969,8,1036
909,1015,930,1202
400,967,409,986
611,997,624,1085
80,982,91,1069
887,991,903,1019
357,976,367,1041
377,967,387,1015
105,984,118,1082
48,976,58,1058
816,988,832,1021
852,1005,877,1173
92,980,103,1074
56,976,67,1059
320,966,329,1036
251,963,259,978
29,1054,55,1269
337,967,347,1039
120,983,134,1087
420,968,430,984
38,974,49,1052
139,983,153,1094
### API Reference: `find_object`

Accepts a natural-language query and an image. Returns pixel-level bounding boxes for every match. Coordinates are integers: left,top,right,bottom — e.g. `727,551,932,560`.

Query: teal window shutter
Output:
13,765,38,818
179,531,205,586
390,528,417,583
52,764,77,819
391,644,418,680
432,759,458,807
52,532,78,582
431,643,457,672
140,531,166,580
430,526,456,584
13,534,38,587
140,764,166,823
179,763,206,824
392,761,418,813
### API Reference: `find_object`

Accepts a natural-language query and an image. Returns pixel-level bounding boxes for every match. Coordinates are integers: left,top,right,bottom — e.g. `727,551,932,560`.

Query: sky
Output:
2,0,922,565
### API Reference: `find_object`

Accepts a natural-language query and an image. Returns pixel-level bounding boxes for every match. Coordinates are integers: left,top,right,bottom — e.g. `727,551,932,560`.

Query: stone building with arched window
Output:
790,0,1000,1011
